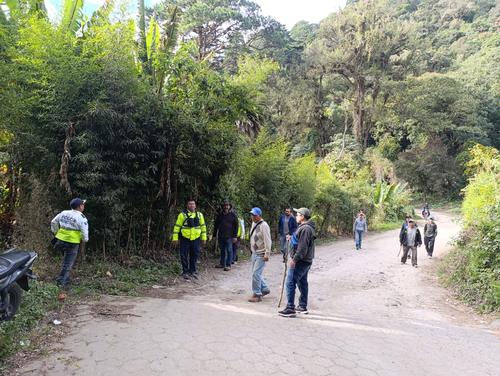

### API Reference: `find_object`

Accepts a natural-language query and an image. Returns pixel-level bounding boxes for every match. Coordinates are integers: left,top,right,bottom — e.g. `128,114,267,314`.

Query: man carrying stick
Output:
278,208,316,317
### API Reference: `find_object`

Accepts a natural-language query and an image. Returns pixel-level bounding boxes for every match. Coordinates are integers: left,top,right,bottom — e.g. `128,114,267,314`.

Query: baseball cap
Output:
249,207,262,216
293,207,311,219
70,198,86,209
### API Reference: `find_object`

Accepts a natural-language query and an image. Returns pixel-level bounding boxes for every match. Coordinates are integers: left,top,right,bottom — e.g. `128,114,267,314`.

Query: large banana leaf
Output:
146,17,160,60
61,0,84,33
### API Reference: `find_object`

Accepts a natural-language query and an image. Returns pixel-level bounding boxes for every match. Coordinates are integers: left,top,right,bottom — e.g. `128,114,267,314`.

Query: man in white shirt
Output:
51,198,89,286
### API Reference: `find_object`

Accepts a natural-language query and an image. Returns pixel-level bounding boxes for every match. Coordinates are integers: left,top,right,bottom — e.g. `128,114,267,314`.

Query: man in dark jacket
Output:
424,217,438,258
399,220,422,267
279,207,315,317
278,208,298,262
213,200,239,271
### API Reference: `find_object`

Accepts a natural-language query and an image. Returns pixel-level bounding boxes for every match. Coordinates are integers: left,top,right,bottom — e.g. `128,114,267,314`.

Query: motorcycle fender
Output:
17,275,30,291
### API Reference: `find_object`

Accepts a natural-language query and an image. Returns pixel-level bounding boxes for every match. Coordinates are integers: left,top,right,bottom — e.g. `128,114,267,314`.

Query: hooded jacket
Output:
290,221,316,264
213,203,238,239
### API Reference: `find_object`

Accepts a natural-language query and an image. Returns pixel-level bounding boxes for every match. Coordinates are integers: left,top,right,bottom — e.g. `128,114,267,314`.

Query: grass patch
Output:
0,281,62,361
73,259,181,296
371,221,402,232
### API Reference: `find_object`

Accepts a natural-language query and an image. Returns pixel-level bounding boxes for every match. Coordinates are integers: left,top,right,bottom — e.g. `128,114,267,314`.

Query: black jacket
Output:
213,211,238,239
291,221,316,264
399,227,422,247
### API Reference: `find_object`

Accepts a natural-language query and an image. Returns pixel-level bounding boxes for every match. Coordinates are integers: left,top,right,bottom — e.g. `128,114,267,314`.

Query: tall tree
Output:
310,0,417,150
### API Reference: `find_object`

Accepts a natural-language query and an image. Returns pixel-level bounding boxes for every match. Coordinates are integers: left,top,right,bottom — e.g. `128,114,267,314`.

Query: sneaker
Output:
248,295,262,303
295,306,308,314
182,273,190,280
190,272,199,280
223,266,231,271
278,307,296,318
215,264,224,268
234,261,238,265
262,289,270,297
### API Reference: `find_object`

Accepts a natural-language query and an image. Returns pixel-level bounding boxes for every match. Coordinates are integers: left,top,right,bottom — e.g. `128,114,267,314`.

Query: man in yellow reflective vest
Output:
172,199,207,280
51,198,89,287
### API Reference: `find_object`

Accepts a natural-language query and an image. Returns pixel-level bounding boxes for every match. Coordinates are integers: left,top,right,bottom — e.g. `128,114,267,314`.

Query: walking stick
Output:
397,244,402,259
278,240,290,308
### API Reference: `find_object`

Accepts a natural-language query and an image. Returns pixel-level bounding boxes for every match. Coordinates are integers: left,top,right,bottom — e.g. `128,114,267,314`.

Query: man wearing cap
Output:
399,219,422,267
51,198,89,287
423,217,438,258
248,207,272,302
279,207,316,317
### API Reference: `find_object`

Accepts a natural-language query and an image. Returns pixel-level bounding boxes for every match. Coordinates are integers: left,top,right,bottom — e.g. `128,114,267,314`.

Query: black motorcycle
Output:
0,249,38,321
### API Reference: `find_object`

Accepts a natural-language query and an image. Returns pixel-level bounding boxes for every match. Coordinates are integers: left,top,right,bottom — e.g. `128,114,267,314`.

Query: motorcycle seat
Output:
0,251,31,280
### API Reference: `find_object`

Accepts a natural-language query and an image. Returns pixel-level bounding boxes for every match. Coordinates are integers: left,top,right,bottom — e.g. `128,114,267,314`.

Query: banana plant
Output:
373,181,407,207
140,4,181,97
61,0,84,33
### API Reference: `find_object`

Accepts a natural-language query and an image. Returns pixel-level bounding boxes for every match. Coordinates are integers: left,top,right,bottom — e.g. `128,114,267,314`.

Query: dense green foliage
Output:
0,0,497,255
442,144,500,312
0,0,497,361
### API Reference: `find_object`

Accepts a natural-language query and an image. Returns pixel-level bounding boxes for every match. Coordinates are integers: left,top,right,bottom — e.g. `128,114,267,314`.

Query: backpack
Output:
181,210,201,228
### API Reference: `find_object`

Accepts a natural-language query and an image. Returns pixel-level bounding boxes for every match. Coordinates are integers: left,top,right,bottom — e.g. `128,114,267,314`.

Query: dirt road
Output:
15,212,500,375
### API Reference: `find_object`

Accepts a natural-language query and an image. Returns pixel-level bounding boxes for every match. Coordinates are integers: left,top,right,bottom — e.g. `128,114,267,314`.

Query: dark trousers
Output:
218,237,233,267
179,237,200,274
286,261,312,309
55,240,79,286
402,246,417,266
424,236,436,256
232,240,240,263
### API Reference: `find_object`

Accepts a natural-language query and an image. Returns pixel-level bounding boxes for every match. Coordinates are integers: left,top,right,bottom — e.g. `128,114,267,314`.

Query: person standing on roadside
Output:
399,219,422,267
424,217,438,258
213,200,238,271
353,211,368,250
172,199,207,280
248,207,272,303
278,207,297,262
279,208,316,317
51,198,89,287
232,214,245,265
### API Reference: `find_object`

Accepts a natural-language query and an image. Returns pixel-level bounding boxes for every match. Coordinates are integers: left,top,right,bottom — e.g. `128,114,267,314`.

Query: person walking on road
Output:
422,204,430,220
248,207,272,303
279,207,316,317
399,219,422,267
353,211,368,250
213,200,239,271
424,217,438,258
172,199,207,280
278,207,297,262
51,198,89,287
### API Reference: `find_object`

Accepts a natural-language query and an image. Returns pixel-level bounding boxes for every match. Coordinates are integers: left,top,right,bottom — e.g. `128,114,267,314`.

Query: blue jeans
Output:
219,237,233,267
251,253,269,296
286,261,311,309
355,230,364,249
55,240,79,286
179,237,200,274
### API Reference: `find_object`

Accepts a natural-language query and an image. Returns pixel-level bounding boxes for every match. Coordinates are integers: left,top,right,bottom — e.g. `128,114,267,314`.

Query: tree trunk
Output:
59,121,75,194
352,77,367,150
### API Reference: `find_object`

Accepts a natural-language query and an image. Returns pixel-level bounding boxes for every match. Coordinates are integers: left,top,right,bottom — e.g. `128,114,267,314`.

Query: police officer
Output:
51,198,89,287
172,199,207,280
